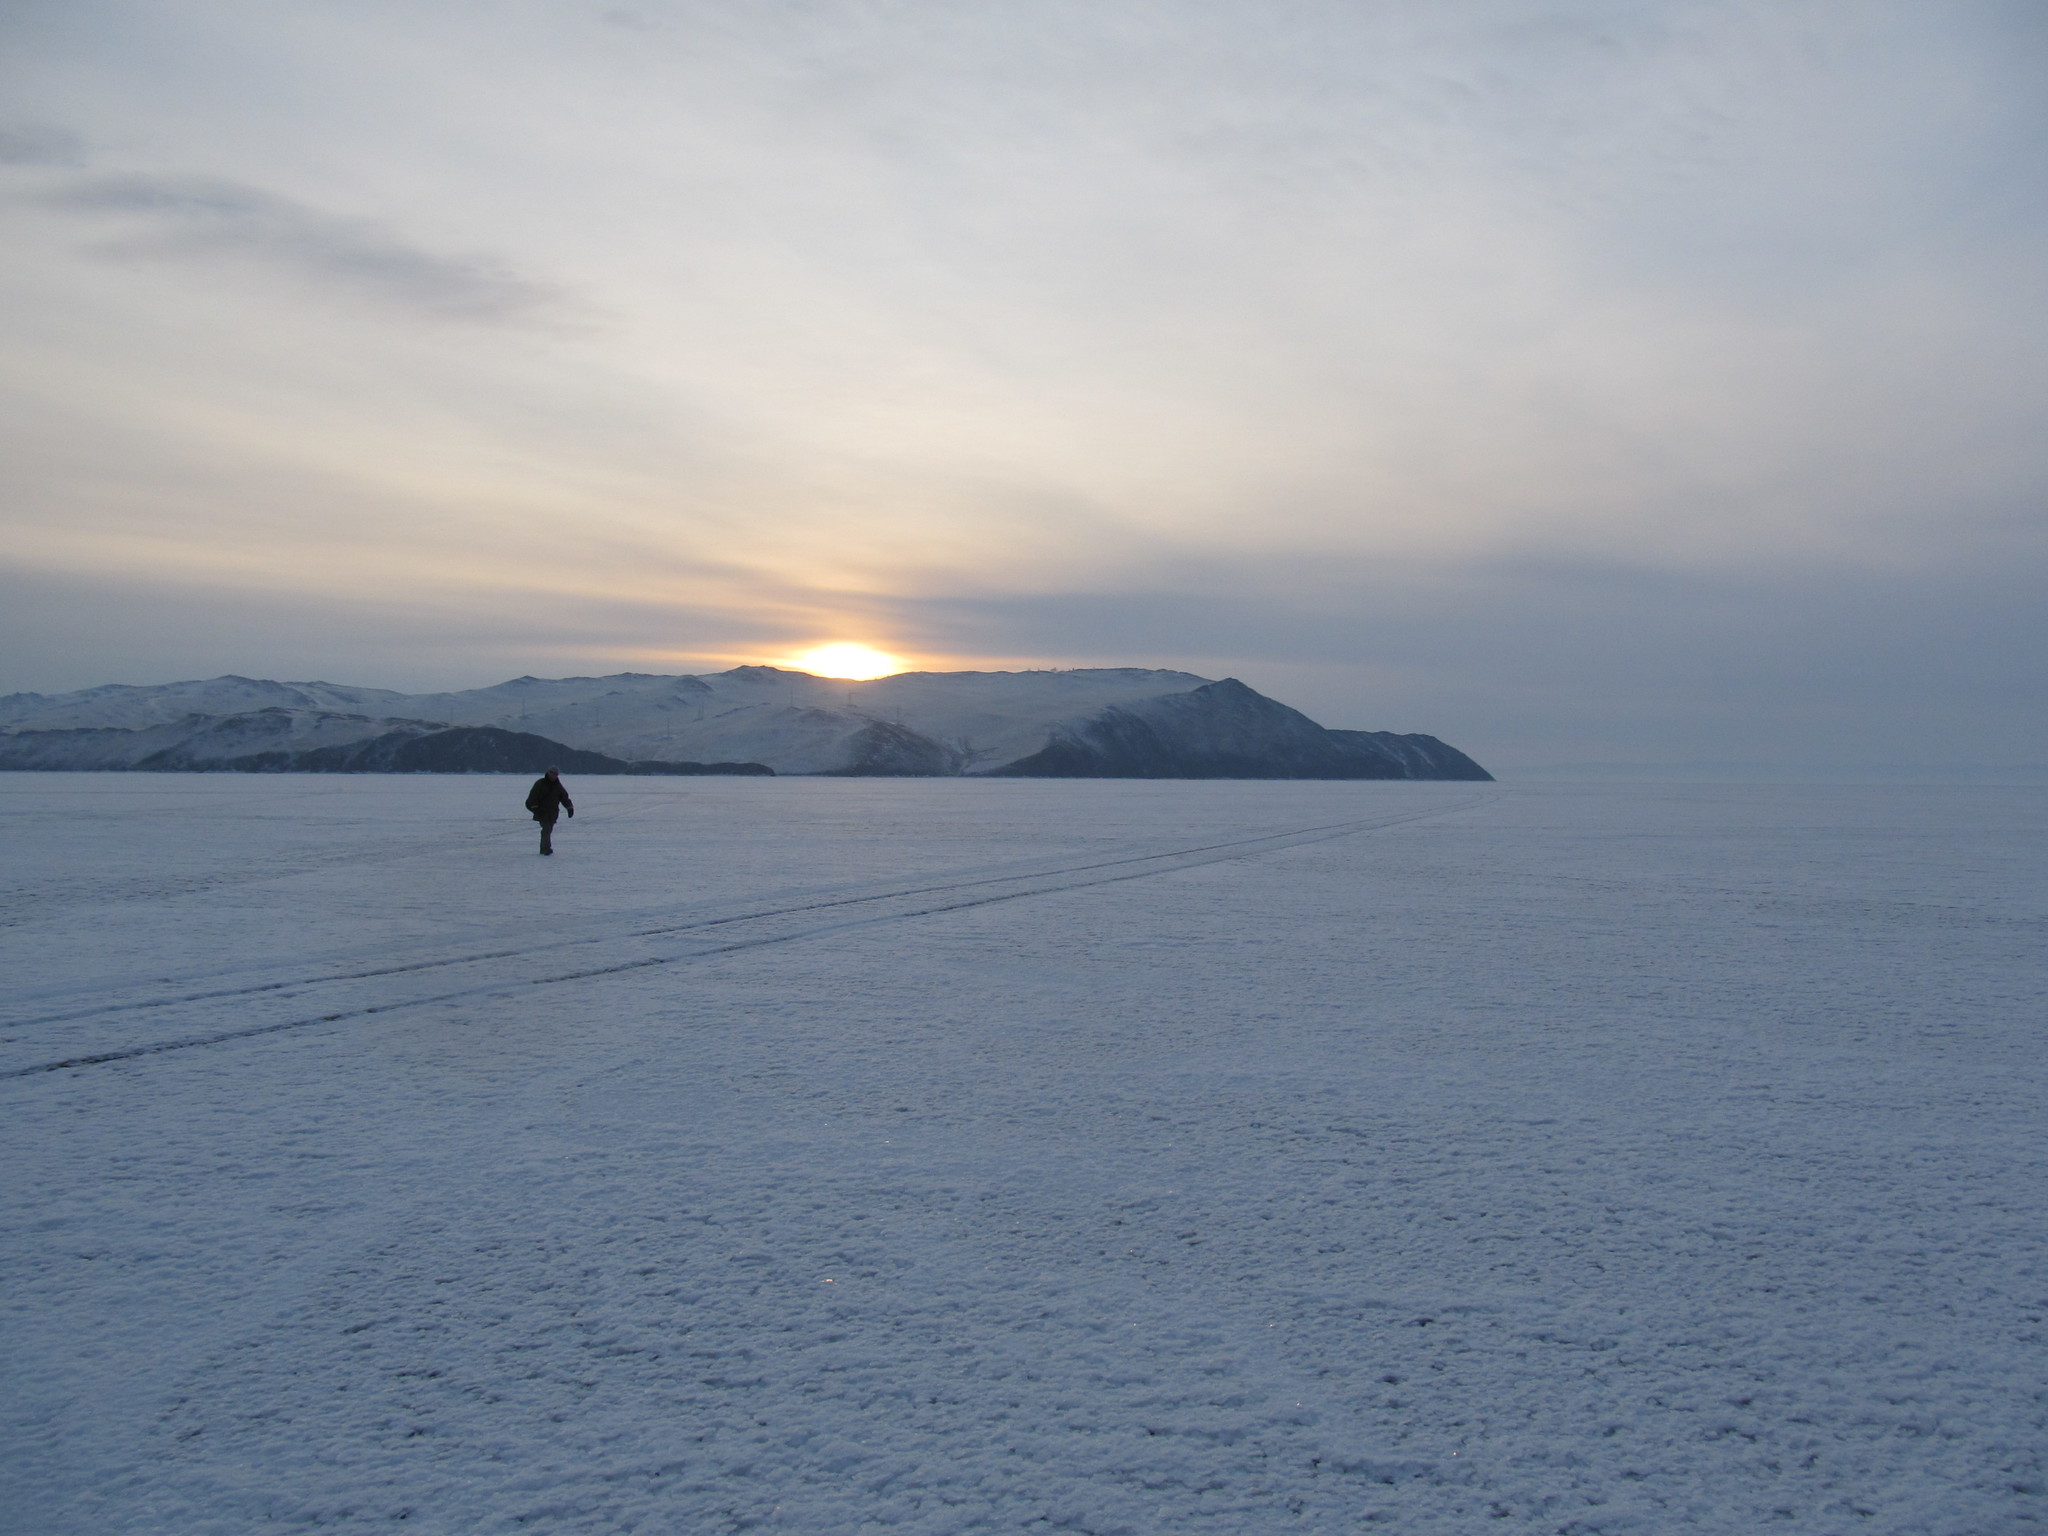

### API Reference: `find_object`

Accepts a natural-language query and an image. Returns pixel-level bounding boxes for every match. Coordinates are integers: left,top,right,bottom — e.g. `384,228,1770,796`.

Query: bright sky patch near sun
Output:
0,1,2044,766
786,645,905,681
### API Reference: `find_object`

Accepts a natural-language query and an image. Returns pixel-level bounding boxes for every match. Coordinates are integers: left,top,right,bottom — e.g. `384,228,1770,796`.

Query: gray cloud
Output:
42,174,559,321
0,122,88,167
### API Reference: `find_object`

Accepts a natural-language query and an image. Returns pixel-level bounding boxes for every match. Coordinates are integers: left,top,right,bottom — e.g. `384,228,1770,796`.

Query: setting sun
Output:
787,643,905,680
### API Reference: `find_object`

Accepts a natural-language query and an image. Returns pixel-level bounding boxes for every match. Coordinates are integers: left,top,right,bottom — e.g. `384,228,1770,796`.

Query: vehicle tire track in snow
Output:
2,796,1494,1032
0,791,681,932
0,784,761,1016
0,794,1495,1078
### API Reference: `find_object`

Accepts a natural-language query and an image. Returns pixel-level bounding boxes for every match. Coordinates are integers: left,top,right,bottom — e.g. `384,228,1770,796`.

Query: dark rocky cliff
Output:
1327,730,1494,781
990,679,1492,781
0,721,771,776
238,727,771,775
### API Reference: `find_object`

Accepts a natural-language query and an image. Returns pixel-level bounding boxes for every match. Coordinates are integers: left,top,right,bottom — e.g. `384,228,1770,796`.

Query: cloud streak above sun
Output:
1,0,2044,766
44,173,561,320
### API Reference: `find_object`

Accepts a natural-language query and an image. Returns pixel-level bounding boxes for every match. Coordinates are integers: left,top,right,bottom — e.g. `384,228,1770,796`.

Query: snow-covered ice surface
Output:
2,774,2043,1535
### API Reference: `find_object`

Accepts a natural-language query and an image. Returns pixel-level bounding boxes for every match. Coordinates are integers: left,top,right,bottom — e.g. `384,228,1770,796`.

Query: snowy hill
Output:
381,666,1218,773
0,677,411,731
0,668,1492,780
0,708,437,771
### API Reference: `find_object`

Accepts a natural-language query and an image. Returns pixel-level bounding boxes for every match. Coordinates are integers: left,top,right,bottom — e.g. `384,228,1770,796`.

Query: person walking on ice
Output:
524,767,574,855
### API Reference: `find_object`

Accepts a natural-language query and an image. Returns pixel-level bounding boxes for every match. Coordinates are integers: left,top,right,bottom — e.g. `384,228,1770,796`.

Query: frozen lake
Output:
2,773,2043,1535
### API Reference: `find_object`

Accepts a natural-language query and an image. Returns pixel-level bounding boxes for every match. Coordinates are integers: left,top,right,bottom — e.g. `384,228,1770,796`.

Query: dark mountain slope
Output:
231,726,771,775
1328,730,1493,781
991,679,1466,780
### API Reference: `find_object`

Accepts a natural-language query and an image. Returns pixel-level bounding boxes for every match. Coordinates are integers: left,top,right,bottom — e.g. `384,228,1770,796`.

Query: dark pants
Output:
536,814,558,854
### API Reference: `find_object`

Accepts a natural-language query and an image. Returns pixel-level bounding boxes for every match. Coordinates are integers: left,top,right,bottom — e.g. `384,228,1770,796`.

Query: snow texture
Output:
2,774,2043,1535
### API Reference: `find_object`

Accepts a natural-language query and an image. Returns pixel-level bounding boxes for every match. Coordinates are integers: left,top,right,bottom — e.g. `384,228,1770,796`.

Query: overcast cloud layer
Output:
2,0,2044,767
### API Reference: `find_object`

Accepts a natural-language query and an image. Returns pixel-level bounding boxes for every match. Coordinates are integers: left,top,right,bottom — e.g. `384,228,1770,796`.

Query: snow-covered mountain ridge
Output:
0,668,1492,779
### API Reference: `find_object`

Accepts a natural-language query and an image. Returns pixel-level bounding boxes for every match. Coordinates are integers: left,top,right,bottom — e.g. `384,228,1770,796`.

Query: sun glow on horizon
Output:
786,643,906,680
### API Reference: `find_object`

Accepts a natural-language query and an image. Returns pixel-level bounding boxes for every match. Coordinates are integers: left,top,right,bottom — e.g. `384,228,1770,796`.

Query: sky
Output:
2,0,2044,768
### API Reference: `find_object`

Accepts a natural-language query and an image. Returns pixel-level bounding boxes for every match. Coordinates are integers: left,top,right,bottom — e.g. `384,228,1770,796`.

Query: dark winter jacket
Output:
525,775,574,821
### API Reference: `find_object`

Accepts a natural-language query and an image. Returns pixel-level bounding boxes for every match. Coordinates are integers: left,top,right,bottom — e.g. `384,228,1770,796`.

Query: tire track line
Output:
0,795,792,1018
0,787,675,937
1,794,1494,1079
2,798,1489,1033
